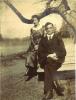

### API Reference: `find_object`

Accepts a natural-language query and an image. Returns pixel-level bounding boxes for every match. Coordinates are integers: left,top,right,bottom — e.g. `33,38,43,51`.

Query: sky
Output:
0,0,76,38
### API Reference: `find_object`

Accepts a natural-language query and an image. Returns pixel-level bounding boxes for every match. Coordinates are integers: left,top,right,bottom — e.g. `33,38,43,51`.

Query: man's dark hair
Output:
45,22,54,30
31,15,40,21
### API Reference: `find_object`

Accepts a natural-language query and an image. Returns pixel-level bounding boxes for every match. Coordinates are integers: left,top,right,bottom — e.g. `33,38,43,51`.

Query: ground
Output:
0,38,75,100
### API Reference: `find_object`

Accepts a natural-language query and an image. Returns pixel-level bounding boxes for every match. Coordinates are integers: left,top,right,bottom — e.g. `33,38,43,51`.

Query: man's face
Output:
46,24,54,35
32,17,39,26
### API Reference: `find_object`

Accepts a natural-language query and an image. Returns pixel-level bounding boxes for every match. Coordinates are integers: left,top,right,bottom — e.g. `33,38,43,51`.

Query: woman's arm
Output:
30,29,36,46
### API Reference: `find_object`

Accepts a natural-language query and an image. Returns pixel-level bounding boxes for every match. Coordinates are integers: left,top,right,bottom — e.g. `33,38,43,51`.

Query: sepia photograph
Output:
0,0,76,100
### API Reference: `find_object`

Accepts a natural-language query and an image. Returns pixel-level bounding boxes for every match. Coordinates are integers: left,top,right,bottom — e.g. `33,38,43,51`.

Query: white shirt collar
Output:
47,33,54,40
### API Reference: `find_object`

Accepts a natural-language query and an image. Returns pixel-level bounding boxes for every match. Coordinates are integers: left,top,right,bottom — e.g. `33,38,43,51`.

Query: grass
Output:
0,38,75,100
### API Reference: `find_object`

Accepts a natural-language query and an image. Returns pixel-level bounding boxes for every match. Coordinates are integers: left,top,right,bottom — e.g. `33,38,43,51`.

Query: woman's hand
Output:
34,45,38,50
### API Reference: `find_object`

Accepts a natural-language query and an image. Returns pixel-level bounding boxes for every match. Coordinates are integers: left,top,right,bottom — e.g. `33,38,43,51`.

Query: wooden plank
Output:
37,68,75,81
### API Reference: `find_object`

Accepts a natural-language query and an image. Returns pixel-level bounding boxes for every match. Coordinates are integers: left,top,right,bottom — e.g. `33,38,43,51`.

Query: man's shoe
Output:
57,91,64,96
56,88,64,96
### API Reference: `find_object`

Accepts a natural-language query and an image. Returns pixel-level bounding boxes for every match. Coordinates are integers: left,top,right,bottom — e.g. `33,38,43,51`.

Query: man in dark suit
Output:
38,22,66,100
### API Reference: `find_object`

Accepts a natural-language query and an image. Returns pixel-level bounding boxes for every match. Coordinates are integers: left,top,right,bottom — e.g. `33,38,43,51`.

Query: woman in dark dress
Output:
25,15,43,80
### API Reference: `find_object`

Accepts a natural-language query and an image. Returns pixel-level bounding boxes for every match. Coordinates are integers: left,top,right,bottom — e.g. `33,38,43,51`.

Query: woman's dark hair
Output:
45,22,54,30
31,15,40,21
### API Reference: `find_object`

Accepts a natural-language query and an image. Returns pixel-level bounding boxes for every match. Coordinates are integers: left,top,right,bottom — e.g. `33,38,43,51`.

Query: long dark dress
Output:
25,25,42,75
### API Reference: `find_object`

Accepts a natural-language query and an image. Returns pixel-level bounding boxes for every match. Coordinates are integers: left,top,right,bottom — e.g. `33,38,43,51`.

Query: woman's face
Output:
32,17,39,26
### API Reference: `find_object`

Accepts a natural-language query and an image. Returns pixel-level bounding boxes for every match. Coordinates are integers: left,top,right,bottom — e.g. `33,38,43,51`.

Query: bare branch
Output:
4,0,33,24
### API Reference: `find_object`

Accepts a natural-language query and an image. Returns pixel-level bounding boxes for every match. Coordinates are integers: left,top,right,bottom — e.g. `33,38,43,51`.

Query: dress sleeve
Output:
30,28,35,46
26,29,35,52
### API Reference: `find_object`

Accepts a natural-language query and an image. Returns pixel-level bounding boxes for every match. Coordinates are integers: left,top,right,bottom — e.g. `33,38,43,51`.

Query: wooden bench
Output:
37,65,75,81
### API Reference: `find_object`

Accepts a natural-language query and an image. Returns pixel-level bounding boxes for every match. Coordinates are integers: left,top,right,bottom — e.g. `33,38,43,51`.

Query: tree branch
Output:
4,0,33,24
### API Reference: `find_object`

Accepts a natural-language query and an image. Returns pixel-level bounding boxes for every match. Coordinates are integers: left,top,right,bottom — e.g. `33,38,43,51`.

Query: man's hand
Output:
47,53,58,60
34,45,38,50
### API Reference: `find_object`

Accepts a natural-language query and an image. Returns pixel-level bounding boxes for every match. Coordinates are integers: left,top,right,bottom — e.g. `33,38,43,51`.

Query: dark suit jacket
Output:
38,33,66,68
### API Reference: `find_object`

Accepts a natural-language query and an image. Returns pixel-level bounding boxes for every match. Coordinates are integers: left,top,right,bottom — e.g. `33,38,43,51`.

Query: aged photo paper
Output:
0,0,76,100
